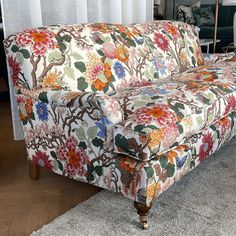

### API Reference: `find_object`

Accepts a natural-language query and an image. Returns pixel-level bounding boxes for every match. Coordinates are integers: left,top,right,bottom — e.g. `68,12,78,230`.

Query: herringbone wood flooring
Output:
0,83,100,235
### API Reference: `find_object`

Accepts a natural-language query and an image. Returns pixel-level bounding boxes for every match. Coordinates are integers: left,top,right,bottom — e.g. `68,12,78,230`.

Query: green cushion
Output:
192,6,215,26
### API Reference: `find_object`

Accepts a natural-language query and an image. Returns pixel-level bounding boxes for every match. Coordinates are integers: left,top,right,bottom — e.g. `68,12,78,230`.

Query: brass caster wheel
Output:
140,221,149,230
134,201,152,230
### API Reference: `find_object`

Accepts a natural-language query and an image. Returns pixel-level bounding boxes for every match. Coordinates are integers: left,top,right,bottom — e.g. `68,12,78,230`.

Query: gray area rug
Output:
31,138,236,236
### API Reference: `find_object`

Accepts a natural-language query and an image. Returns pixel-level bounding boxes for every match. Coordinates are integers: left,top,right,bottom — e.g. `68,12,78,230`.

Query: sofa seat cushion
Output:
113,62,236,161
110,112,236,205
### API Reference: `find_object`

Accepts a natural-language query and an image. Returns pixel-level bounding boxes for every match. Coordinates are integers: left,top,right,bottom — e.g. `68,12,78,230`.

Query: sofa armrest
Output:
203,52,236,64
20,88,124,125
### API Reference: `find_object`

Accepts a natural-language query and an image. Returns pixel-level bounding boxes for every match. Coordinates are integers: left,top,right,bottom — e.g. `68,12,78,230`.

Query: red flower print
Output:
146,104,177,126
163,124,179,148
224,95,236,115
32,151,53,171
65,146,89,177
133,104,177,126
199,132,214,162
65,163,77,177
8,56,21,86
66,136,78,152
16,29,57,56
154,33,169,52
133,107,153,124
56,136,89,177
102,42,116,59
56,146,67,161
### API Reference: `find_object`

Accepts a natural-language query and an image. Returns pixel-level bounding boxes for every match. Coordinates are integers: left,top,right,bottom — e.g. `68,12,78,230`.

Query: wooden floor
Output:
0,81,100,235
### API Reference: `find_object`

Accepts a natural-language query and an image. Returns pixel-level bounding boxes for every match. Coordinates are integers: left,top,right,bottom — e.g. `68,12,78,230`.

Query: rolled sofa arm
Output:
20,88,124,125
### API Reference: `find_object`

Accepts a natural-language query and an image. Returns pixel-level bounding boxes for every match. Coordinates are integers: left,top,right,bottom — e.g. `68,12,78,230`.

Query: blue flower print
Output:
113,61,125,79
36,101,48,121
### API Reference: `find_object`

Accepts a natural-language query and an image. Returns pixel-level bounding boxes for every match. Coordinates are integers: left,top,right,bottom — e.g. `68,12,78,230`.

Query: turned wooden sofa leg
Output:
29,160,40,180
134,201,152,230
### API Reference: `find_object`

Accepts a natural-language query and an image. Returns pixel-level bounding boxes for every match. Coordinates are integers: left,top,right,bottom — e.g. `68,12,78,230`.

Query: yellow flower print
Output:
148,129,164,149
146,183,161,199
42,72,62,89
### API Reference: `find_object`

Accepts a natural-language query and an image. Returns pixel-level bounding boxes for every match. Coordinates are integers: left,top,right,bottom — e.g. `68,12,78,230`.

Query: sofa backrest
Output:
137,21,204,77
4,21,204,94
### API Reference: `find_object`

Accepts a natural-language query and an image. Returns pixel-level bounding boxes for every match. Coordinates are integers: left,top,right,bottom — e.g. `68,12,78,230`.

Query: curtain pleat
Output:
76,0,88,23
29,0,43,27
1,0,153,140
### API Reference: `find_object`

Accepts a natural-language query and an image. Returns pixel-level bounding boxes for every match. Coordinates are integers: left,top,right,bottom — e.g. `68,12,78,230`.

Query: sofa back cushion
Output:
4,21,204,93
137,21,204,80
5,23,157,93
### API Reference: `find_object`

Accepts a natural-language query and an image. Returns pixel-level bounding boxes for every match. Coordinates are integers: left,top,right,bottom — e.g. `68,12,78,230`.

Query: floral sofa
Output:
4,20,236,229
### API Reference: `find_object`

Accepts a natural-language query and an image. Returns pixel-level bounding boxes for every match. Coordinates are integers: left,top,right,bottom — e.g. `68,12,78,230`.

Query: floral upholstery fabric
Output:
203,52,236,65
4,20,236,206
5,21,203,95
117,112,236,205
113,58,236,161
14,92,236,205
14,86,236,206
136,21,204,77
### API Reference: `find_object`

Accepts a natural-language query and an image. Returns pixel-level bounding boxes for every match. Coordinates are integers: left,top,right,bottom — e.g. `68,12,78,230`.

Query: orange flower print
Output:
91,23,113,33
16,29,56,56
119,157,136,174
146,105,176,126
146,183,161,199
219,117,231,137
42,72,62,89
104,63,112,78
117,25,140,39
198,71,215,81
91,63,112,91
134,104,177,126
149,129,164,149
179,51,188,66
164,23,179,40
115,45,129,63
185,81,209,92
230,56,236,62
31,31,48,44
196,49,204,65
166,150,178,164
93,79,108,91
85,53,113,91
16,96,33,121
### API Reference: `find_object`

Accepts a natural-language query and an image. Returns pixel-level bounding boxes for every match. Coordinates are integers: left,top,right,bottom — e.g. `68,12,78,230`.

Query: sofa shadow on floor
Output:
31,137,236,236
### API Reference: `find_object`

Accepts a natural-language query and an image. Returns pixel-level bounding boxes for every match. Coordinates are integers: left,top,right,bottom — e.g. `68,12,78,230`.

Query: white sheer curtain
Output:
1,0,153,140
